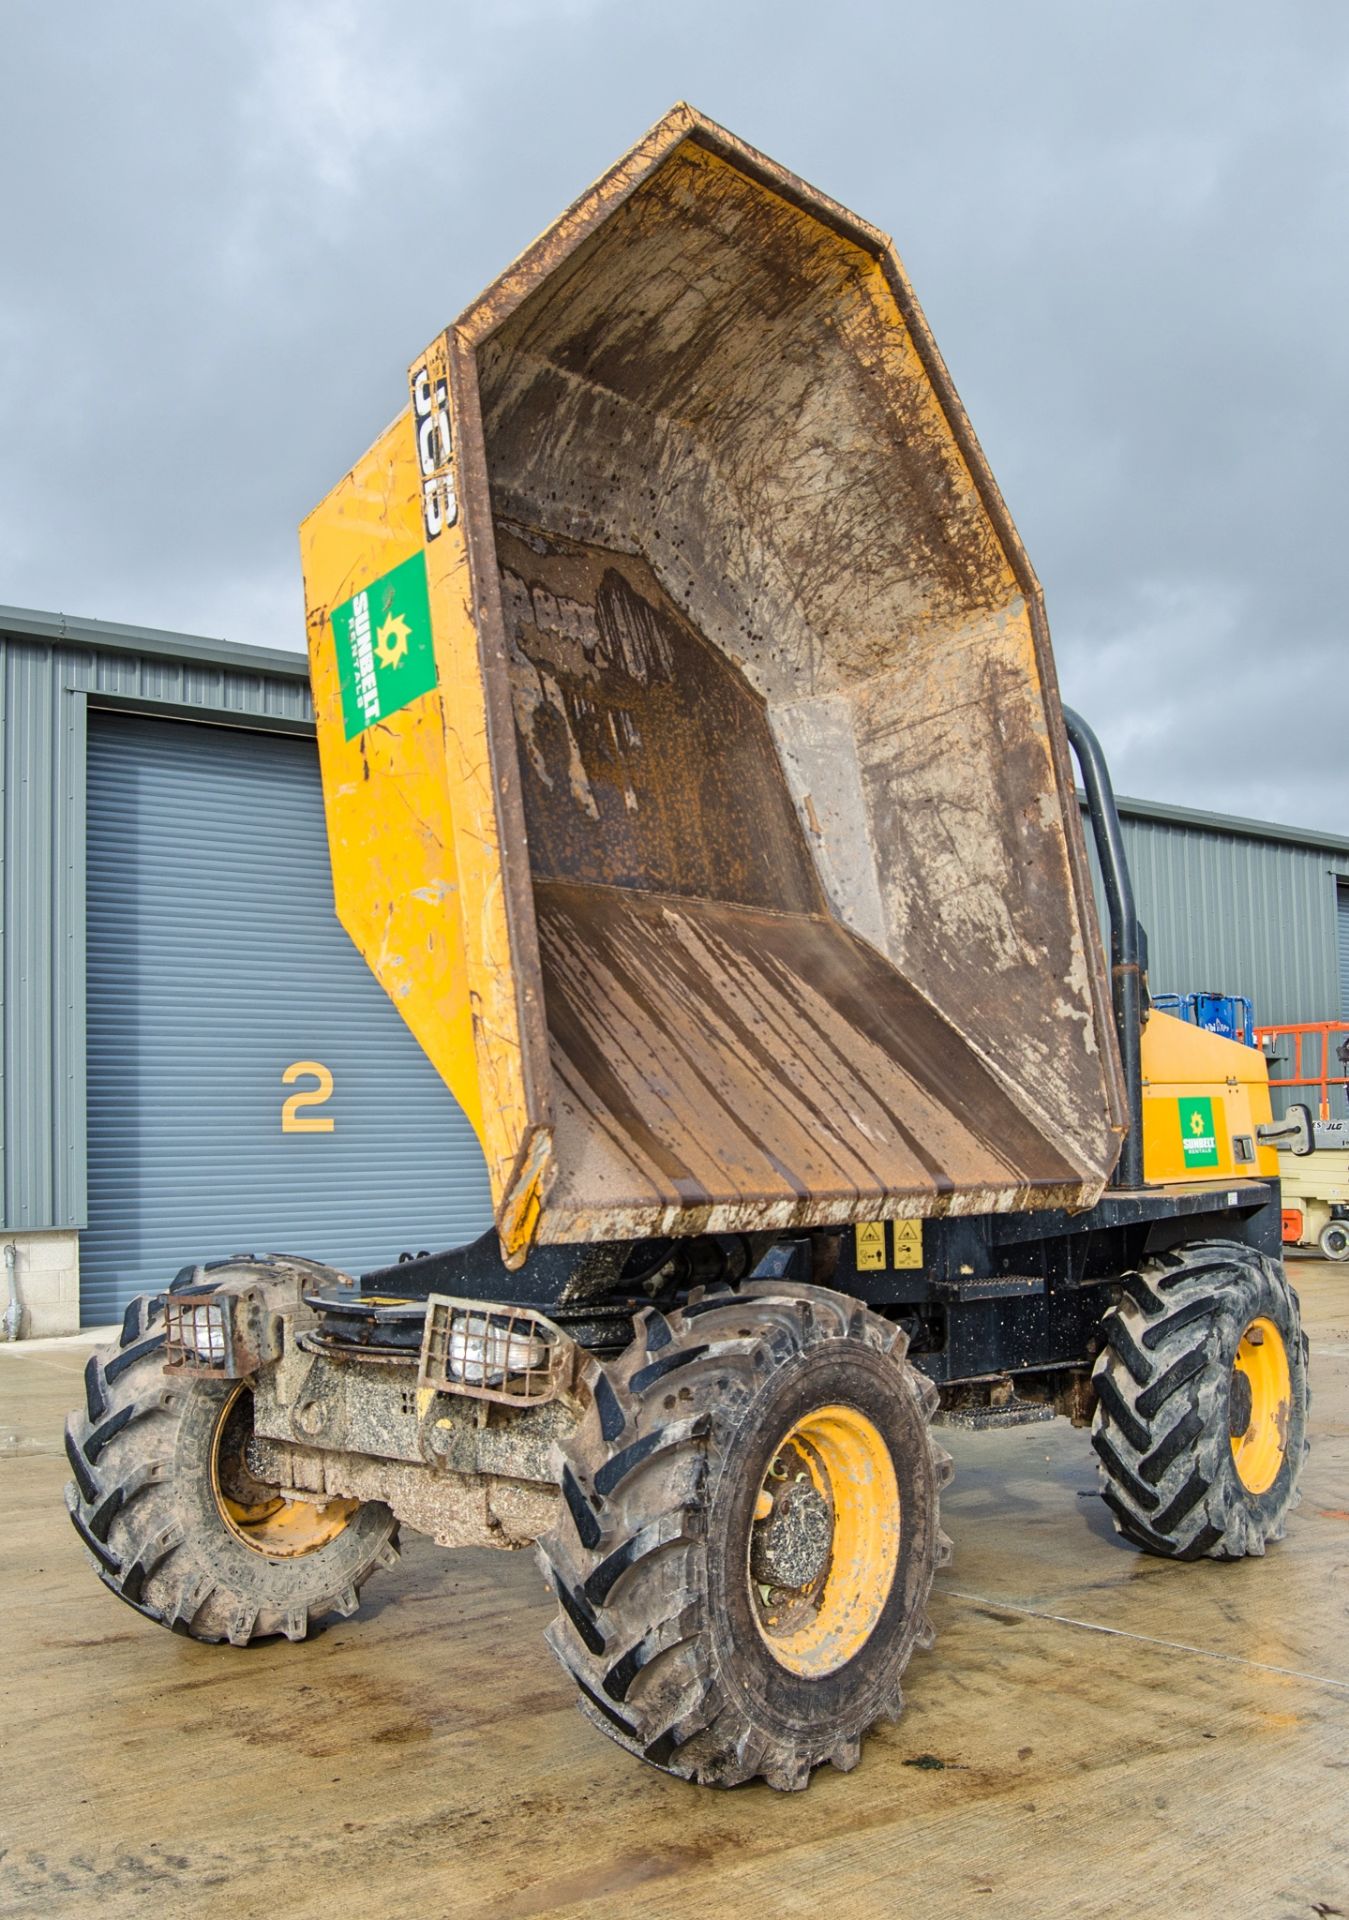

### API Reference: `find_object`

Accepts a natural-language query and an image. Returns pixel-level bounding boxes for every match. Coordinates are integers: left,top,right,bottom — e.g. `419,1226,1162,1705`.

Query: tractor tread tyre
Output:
64,1268,399,1644
1091,1239,1309,1561
537,1283,951,1792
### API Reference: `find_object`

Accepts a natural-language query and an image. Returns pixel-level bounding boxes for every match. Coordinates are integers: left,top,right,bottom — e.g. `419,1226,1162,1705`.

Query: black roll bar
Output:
1062,709,1144,1188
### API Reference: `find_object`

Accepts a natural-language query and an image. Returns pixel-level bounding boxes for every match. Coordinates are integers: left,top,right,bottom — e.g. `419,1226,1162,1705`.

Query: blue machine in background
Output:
1152,990,1256,1047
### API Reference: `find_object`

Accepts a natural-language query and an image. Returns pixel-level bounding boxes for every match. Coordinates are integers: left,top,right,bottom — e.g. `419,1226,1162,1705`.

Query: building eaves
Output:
1099,791,1349,861
0,603,308,681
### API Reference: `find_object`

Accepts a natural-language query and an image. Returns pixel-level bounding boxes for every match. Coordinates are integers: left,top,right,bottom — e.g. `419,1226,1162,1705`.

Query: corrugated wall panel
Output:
86,649,315,723
1,637,82,1221
52,669,86,1228
2,631,315,1230
1081,804,1349,1030
1338,884,1349,1018
82,712,491,1319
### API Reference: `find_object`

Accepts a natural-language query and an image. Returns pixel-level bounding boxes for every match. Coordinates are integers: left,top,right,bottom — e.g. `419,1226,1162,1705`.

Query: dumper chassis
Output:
66,1184,1309,1788
64,107,1311,1791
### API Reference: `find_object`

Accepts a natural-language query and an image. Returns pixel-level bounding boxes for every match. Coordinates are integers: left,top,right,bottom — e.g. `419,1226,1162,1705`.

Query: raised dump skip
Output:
301,105,1126,1263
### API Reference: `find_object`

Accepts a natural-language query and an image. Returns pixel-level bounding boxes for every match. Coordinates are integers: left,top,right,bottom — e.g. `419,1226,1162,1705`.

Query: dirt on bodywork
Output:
303,105,1128,1253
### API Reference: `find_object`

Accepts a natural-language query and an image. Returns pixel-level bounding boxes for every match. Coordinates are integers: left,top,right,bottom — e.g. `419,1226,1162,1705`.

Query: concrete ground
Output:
2,1265,1346,1920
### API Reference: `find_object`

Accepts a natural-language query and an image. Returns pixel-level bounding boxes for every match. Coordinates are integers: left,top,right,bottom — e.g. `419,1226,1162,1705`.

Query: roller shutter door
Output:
82,711,492,1322
1339,881,1349,1019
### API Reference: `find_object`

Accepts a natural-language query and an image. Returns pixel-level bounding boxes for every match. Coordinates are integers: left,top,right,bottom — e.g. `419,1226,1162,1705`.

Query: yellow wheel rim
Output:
211,1386,357,1558
1230,1317,1291,1496
749,1404,900,1678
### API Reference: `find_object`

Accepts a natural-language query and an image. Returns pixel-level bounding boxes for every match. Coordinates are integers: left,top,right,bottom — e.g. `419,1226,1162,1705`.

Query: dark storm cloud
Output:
2,0,1345,828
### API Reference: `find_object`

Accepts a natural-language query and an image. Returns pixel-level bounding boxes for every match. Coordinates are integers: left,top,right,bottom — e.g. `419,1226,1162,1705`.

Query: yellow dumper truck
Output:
65,107,1309,1791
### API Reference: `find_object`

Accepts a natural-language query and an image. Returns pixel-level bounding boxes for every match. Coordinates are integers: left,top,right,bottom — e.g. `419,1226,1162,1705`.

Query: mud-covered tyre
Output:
1091,1239,1310,1560
537,1282,951,1791
64,1284,399,1643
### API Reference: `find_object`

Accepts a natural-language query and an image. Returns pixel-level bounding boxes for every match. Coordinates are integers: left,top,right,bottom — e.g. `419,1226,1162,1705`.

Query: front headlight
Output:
447,1318,548,1387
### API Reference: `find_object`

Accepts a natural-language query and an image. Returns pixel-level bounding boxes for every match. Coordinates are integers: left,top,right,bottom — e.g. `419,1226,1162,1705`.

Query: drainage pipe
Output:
3,1243,23,1342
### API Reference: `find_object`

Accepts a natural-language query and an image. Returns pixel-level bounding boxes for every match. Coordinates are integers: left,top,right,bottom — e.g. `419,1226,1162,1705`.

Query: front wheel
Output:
1091,1240,1310,1560
65,1286,399,1643
537,1283,951,1791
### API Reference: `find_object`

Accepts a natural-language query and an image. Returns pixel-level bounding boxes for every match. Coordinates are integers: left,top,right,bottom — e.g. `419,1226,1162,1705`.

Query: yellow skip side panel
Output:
299,403,539,1241
1140,1011,1279,1185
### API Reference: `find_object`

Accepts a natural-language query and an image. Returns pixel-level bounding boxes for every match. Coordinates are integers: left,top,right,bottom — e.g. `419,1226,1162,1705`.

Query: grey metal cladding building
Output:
2,604,492,1335
1083,795,1349,1029
3,600,1348,1333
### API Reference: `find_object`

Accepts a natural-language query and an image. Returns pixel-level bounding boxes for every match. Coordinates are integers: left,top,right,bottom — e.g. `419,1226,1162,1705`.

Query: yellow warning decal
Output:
893,1220,923,1270
855,1221,886,1271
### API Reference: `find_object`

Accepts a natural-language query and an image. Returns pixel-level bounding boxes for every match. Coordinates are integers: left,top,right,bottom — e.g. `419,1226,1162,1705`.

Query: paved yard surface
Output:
2,1263,1346,1920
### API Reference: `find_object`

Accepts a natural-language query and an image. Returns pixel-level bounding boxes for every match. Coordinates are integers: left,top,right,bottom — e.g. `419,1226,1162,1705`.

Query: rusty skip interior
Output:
462,124,1124,1239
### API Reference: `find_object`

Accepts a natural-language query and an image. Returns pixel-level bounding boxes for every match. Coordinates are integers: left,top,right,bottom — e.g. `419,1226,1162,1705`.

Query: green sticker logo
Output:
1178,1096,1220,1169
331,551,437,742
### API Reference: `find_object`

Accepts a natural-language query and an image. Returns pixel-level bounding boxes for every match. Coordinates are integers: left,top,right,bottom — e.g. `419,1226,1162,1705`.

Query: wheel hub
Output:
751,1452,834,1589
212,1386,357,1557
748,1405,901,1678
1229,1316,1291,1496
1227,1368,1253,1439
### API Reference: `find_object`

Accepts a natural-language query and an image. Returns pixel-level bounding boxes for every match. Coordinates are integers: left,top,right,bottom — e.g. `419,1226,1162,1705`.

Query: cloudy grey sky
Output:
2,1,1345,828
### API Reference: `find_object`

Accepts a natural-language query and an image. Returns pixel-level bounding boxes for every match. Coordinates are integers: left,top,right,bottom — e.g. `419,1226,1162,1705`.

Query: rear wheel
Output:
65,1284,399,1642
537,1282,950,1791
1091,1240,1309,1559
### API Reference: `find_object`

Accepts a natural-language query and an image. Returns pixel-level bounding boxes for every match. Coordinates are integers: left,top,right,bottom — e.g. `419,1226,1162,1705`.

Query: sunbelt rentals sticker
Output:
1178,1096,1221,1169
330,551,437,741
